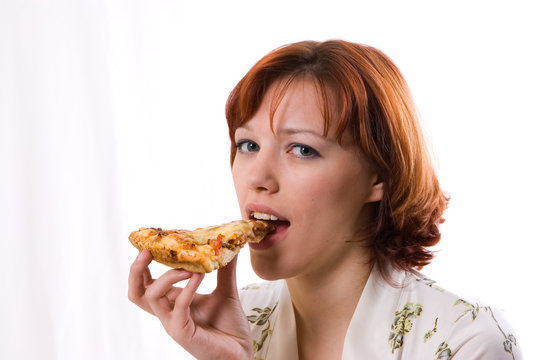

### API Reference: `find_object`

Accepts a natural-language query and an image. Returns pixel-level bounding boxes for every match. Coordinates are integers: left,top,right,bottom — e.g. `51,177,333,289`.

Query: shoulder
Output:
401,273,522,359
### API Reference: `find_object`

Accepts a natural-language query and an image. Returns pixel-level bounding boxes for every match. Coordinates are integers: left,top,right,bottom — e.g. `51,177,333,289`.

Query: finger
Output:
171,272,204,326
215,255,239,298
142,266,153,287
164,287,183,308
146,269,194,318
175,272,204,309
128,250,153,304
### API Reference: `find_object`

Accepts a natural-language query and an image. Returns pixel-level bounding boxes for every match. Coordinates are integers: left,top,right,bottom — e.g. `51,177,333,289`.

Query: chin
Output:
250,253,291,281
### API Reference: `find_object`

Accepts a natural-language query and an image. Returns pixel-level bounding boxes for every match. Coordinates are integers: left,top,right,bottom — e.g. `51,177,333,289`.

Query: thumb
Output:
215,255,239,298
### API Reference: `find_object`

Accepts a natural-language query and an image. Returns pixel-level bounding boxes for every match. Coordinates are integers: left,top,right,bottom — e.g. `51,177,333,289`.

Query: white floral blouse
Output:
239,267,522,360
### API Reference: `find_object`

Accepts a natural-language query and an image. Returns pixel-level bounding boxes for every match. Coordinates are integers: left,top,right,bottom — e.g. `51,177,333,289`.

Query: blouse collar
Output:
267,265,408,359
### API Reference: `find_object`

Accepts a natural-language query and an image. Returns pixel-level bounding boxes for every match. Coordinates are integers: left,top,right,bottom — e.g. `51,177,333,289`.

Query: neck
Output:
286,249,372,360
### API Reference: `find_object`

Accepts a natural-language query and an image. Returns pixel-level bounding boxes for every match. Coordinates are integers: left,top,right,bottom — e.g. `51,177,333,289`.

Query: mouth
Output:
250,211,290,228
248,210,290,250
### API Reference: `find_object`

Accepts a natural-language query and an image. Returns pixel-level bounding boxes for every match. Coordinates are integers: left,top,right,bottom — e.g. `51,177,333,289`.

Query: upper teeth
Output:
251,211,279,221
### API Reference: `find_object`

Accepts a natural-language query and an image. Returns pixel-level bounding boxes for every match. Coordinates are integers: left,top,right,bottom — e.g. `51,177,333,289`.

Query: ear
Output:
365,176,384,203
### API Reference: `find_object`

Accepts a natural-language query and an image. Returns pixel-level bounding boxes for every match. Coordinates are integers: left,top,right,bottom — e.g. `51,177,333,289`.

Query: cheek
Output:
301,180,334,207
296,170,367,226
298,168,360,203
231,163,246,202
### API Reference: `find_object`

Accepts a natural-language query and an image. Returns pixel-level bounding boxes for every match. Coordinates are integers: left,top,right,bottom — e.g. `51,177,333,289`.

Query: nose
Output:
246,150,279,194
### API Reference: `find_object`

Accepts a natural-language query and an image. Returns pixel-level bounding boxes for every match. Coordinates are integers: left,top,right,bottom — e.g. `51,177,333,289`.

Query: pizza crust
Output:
129,220,273,273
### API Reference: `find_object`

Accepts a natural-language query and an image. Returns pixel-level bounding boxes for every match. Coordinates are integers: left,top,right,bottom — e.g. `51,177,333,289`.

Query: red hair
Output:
225,40,449,277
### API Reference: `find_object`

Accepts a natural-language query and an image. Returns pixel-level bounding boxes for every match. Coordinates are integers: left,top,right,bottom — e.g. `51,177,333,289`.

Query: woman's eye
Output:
290,144,320,158
236,140,260,153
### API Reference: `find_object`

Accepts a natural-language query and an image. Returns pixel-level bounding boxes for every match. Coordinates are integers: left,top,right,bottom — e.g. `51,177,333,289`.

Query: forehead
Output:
241,78,331,136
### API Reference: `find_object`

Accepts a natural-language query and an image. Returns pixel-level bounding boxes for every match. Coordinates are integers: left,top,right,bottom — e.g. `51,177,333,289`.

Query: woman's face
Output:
232,79,382,280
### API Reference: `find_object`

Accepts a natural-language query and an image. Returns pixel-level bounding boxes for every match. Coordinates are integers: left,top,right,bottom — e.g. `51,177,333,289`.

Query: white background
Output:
1,1,539,359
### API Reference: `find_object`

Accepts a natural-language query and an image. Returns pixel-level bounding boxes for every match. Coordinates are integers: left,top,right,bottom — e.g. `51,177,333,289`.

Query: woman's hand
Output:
128,250,253,360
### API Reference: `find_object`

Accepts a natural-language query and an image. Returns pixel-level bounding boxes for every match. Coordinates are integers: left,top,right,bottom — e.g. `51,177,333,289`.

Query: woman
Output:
128,40,521,359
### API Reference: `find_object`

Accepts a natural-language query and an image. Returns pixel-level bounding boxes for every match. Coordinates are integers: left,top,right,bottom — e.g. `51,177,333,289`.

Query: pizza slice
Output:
128,220,274,273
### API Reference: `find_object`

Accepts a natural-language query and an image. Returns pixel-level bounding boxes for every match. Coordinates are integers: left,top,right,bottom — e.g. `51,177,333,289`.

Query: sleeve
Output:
447,307,523,360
